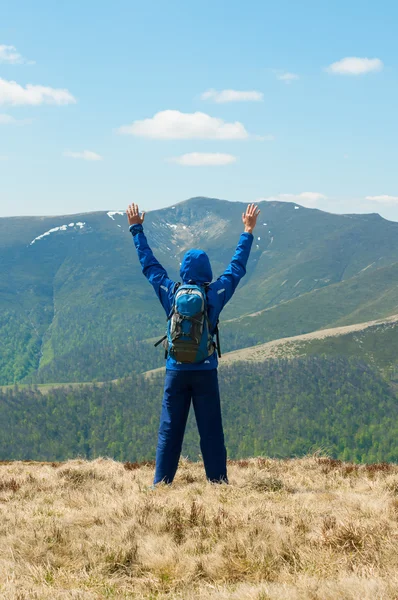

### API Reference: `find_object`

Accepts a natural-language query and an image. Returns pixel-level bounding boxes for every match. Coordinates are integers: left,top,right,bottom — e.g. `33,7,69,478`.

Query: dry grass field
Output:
1,456,398,599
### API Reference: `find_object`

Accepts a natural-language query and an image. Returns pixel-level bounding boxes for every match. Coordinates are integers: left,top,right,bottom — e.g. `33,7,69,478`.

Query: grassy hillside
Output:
220,315,398,375
223,261,398,351
2,456,398,599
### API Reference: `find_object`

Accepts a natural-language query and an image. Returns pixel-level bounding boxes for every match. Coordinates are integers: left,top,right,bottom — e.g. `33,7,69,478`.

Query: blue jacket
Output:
130,223,253,370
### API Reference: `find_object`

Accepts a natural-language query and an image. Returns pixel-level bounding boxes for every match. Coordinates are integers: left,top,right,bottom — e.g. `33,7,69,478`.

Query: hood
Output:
180,249,213,284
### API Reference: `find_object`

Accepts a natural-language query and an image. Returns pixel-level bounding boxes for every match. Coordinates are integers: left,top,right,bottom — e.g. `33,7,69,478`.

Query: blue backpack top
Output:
155,283,220,364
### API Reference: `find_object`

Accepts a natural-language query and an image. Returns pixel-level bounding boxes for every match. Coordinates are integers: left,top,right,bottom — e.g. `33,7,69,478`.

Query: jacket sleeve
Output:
211,231,254,312
130,224,176,315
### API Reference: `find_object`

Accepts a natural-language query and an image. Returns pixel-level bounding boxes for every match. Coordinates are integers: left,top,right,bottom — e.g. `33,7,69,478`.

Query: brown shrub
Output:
342,464,360,477
124,459,156,471
365,462,394,477
228,459,251,468
317,457,342,473
0,477,21,492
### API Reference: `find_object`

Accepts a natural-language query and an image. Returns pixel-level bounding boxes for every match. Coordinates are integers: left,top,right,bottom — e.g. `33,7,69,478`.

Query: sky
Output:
0,0,398,220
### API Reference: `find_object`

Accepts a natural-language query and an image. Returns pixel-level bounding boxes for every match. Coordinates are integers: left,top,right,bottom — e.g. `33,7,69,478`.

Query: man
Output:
127,202,260,484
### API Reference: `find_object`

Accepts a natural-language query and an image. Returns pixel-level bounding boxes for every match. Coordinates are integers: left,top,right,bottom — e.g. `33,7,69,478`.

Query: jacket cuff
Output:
129,223,144,236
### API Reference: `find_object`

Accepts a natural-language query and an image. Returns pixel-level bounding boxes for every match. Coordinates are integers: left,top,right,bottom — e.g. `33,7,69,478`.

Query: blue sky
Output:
1,0,398,220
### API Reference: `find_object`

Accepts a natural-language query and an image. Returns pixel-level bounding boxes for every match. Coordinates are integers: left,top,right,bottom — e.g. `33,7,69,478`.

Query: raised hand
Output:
127,203,146,226
242,203,260,234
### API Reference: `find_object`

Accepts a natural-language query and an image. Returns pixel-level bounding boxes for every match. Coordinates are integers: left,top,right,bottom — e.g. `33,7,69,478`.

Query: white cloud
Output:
0,44,33,65
277,73,299,84
201,89,263,103
117,109,250,139
326,57,383,75
63,150,103,161
0,78,76,106
169,152,237,166
365,195,398,204
260,192,327,207
0,113,31,125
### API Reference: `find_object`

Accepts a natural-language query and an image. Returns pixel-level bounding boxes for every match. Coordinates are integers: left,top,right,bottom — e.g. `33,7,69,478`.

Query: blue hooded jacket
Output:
180,249,213,285
130,223,253,371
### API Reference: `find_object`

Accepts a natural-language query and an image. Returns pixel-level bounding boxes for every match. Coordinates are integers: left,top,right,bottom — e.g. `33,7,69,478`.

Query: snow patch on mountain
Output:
30,222,86,245
107,211,124,221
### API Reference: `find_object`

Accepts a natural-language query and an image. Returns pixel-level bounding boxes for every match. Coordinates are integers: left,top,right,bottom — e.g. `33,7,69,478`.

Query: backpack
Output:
155,283,221,364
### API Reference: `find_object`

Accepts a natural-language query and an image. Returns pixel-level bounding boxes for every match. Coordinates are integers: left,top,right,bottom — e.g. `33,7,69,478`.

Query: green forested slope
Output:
294,320,398,378
1,357,397,463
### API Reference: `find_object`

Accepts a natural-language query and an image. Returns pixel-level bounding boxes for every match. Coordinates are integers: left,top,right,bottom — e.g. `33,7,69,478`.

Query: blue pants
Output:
154,369,228,484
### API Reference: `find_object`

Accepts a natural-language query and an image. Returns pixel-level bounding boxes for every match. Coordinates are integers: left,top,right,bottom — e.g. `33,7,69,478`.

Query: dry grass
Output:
1,455,398,599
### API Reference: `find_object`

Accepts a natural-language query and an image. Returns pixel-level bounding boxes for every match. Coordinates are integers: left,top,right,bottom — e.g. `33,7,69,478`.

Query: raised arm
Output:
212,204,260,309
127,203,176,314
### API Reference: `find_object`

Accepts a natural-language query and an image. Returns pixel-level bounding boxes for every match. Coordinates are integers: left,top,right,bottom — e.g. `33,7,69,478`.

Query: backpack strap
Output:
154,334,167,348
203,283,221,358
154,282,181,349
214,320,221,358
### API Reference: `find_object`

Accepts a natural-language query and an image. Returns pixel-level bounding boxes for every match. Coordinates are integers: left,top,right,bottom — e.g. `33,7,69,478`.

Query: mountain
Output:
1,197,398,385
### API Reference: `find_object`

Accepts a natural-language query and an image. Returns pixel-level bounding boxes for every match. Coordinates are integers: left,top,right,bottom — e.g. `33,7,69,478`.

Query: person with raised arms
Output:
127,202,260,485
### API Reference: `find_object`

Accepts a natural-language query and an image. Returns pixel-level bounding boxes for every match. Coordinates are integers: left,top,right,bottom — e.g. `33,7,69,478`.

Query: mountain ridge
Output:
2,194,394,223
